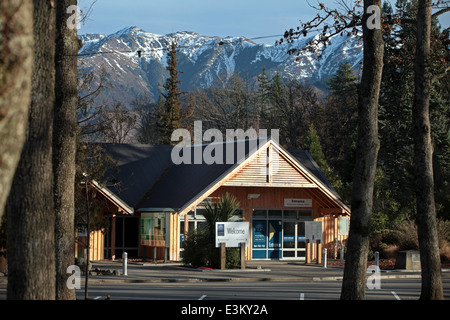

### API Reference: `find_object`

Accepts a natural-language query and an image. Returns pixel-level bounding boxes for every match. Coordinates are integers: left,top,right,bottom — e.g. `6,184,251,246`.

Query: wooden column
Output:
316,240,322,264
111,214,116,260
305,239,311,264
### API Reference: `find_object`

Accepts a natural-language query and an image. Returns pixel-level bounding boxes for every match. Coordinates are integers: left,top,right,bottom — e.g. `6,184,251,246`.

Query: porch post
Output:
111,214,116,260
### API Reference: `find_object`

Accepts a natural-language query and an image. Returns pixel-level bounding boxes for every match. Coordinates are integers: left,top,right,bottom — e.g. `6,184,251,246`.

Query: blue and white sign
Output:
216,222,249,248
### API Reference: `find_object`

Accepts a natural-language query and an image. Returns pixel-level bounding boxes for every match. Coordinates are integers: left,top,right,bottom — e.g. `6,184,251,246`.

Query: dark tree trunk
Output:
340,0,384,300
0,0,33,222
6,0,56,300
54,0,80,300
413,0,443,300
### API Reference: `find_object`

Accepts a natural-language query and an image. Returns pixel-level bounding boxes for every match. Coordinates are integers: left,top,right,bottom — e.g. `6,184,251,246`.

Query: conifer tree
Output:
256,67,270,129
158,41,182,145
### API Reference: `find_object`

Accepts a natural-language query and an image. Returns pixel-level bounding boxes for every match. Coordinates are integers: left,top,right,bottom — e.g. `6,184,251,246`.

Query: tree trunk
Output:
6,0,56,300
54,0,80,300
340,0,384,300
413,0,443,300
0,1,34,222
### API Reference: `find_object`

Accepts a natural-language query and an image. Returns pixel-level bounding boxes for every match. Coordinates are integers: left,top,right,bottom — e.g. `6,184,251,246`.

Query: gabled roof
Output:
94,139,349,215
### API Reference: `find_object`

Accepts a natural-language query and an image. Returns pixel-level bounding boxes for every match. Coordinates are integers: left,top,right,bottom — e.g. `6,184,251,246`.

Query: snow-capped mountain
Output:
79,26,363,106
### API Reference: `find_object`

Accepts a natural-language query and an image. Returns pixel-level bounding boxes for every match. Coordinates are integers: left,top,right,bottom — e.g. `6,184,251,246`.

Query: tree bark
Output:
340,0,384,300
0,1,34,222
54,0,80,300
413,0,443,300
6,0,56,300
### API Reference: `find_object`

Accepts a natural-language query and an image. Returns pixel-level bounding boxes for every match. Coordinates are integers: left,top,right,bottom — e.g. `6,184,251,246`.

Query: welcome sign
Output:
215,222,249,248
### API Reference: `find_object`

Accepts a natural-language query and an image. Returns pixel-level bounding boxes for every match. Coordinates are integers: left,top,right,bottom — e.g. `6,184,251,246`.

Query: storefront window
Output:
268,210,282,219
283,210,297,220
253,209,267,219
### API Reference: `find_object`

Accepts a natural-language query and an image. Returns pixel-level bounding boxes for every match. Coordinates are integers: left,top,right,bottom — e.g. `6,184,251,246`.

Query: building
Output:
78,138,350,262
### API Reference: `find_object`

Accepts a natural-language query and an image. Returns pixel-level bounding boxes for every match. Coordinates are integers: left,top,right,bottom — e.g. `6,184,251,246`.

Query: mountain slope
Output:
79,26,363,106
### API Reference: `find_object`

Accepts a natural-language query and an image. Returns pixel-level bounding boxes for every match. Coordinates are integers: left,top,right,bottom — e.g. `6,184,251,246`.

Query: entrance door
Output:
282,221,306,259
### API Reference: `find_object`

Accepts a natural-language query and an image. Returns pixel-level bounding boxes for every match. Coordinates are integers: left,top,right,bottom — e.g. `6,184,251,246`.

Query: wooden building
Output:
80,138,350,262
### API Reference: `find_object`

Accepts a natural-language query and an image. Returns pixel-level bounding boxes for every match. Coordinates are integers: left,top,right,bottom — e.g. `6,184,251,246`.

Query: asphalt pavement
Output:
79,259,450,284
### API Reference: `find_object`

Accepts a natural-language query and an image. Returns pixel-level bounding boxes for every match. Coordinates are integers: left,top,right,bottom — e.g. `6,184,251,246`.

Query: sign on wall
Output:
252,220,266,249
284,198,312,207
215,222,249,248
338,217,349,235
141,212,170,247
305,221,322,242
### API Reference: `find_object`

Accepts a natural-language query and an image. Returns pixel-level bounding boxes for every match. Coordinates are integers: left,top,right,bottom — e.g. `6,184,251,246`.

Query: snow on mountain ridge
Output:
79,26,363,105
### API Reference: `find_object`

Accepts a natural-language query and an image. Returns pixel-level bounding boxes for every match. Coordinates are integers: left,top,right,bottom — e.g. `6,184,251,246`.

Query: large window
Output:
251,209,312,260
103,215,139,258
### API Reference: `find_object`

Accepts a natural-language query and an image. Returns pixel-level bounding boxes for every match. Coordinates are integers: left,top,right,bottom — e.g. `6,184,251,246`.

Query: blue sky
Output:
79,0,449,45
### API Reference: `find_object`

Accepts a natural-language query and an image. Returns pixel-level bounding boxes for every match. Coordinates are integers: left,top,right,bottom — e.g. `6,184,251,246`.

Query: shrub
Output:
181,229,210,267
181,193,242,269
370,218,450,262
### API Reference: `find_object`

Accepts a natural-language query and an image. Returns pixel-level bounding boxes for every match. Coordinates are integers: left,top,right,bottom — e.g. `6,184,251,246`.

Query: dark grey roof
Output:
96,140,344,212
287,149,341,200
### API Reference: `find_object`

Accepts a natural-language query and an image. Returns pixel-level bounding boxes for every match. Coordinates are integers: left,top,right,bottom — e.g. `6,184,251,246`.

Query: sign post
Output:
305,221,323,263
240,242,246,270
220,243,226,270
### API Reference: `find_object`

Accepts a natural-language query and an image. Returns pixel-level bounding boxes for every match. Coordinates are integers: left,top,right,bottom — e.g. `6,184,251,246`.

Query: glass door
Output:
282,221,306,259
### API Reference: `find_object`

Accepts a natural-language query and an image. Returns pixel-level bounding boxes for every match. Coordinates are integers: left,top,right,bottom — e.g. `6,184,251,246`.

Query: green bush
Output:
181,229,210,267
181,193,242,269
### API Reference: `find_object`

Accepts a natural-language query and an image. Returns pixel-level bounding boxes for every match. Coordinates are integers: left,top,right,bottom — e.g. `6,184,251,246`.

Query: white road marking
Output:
300,293,305,300
391,291,401,300
198,295,207,300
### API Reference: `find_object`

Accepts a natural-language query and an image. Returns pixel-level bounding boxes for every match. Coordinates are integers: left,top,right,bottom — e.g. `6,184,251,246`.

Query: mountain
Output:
79,26,363,106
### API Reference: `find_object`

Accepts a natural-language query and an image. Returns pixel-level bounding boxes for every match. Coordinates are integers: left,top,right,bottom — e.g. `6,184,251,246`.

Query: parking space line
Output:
198,295,207,300
391,291,401,300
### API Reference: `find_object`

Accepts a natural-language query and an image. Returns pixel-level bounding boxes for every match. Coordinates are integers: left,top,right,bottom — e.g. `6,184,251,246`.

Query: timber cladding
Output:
81,140,350,262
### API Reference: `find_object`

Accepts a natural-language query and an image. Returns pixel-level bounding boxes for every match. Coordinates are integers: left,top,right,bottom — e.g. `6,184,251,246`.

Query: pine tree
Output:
158,41,182,145
304,124,327,171
326,62,358,100
256,67,270,129
304,124,343,194
318,62,359,185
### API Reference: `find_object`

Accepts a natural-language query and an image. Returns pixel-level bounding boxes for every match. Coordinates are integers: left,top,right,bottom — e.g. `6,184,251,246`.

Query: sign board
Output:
215,222,249,248
338,217,349,235
141,212,170,247
305,221,322,242
284,198,312,207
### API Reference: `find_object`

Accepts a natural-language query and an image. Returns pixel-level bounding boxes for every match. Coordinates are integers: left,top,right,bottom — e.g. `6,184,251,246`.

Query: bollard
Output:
323,248,327,268
340,244,345,262
375,251,379,268
123,252,128,276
